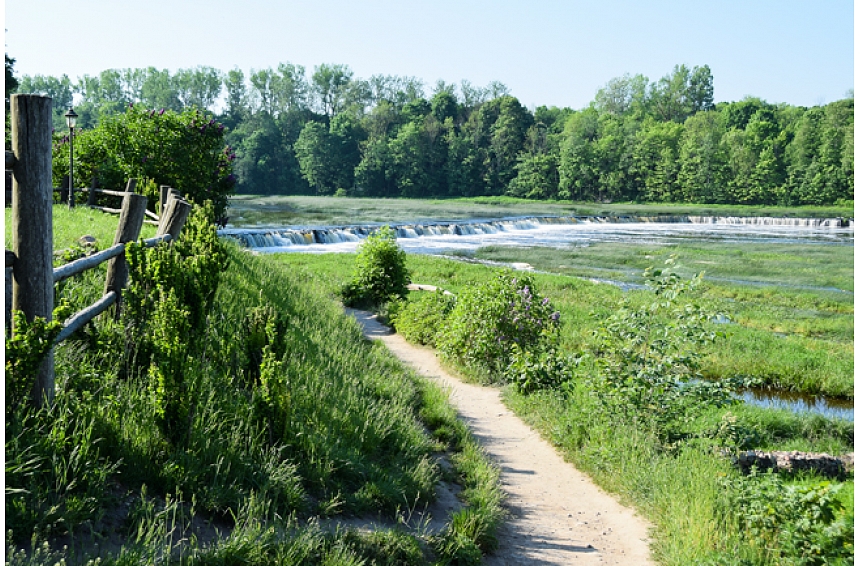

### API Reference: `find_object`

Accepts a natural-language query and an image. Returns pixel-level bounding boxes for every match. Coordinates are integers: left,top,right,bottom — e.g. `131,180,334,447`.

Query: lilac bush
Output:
437,271,561,379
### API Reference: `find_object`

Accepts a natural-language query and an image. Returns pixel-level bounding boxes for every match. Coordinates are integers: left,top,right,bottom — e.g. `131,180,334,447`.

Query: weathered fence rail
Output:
52,233,173,344
6,93,192,407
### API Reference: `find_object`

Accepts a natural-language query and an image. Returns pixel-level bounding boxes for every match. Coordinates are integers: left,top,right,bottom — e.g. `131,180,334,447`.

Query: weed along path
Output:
347,309,654,565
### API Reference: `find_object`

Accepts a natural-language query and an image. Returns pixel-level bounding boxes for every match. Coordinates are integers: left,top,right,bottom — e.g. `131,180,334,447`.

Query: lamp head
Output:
65,108,78,129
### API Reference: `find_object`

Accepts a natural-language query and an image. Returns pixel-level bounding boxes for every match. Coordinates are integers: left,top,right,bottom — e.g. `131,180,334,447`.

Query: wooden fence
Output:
6,94,192,407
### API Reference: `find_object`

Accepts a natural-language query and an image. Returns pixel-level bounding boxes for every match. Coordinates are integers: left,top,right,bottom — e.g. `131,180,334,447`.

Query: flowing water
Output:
221,214,853,255
220,215,854,420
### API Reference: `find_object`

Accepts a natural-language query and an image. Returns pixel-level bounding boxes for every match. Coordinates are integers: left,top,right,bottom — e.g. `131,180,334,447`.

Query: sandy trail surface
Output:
347,309,654,566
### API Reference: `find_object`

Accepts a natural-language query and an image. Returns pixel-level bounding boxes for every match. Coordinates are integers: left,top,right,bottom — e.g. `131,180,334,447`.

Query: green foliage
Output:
723,470,854,564
341,226,410,308
505,344,576,395
391,290,455,347
25,61,853,204
122,203,227,378
121,203,227,443
590,257,735,438
52,105,235,219
5,303,71,410
147,287,193,443
437,271,560,379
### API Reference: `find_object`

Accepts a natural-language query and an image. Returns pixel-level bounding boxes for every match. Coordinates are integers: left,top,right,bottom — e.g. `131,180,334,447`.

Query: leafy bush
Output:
505,344,577,394
147,287,193,443
122,202,228,442
723,470,854,564
590,257,735,439
341,226,410,308
437,271,560,379
5,303,71,410
391,289,456,347
123,202,228,379
52,105,235,219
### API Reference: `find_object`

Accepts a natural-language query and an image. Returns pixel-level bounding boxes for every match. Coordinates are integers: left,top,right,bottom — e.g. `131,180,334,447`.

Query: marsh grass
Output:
474,241,854,293
225,195,854,228
274,251,853,397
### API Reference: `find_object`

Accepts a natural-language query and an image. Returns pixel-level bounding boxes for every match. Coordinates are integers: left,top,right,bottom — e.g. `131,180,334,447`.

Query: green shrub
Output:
437,271,560,379
5,303,71,410
122,202,227,379
341,226,410,308
392,290,456,347
147,287,193,444
590,257,735,439
723,470,854,564
242,304,288,387
53,105,235,219
505,344,577,394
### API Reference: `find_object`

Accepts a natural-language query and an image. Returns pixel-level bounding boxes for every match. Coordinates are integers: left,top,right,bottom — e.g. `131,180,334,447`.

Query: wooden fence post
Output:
11,94,55,407
157,194,192,241
59,174,69,204
125,178,137,193
87,177,97,206
159,185,171,214
5,250,15,337
104,193,148,308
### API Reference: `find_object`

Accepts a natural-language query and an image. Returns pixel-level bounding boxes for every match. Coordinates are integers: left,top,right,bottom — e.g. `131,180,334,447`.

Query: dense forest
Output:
13,61,854,205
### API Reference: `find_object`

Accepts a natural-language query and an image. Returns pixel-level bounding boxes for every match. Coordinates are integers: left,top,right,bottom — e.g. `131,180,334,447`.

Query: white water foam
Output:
220,215,854,255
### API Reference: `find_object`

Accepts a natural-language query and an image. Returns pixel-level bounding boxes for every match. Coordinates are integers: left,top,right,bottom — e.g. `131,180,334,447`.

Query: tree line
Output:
13,62,854,205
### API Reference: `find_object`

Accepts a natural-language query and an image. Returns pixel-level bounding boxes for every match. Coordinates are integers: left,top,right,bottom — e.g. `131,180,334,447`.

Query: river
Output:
221,214,853,255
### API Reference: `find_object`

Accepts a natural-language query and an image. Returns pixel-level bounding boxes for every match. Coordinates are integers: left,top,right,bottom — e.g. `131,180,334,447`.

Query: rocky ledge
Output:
733,450,854,478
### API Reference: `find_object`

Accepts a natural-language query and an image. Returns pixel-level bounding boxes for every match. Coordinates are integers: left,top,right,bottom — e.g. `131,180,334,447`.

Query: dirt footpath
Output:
347,309,654,566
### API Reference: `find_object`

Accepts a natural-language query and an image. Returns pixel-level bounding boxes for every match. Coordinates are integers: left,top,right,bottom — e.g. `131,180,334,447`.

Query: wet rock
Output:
733,450,853,478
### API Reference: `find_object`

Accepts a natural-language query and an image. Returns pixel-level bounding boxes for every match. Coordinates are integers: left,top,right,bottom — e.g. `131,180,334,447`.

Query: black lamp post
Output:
64,108,78,208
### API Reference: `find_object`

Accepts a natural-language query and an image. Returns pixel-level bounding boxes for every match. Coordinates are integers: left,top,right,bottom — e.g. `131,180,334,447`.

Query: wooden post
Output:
159,185,171,214
157,195,192,241
125,178,137,193
5,250,15,337
87,177,97,206
104,193,148,305
59,174,69,204
11,94,55,407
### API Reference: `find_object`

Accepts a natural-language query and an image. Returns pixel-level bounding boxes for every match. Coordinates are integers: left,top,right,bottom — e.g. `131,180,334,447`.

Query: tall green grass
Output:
7,244,504,564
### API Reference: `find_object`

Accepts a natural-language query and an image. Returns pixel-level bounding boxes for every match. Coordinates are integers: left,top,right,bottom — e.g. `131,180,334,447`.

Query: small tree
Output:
341,226,410,308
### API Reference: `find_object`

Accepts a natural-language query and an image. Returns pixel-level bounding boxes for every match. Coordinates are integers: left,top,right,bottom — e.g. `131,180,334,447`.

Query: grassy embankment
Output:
5,206,503,565
226,194,854,227
277,250,853,565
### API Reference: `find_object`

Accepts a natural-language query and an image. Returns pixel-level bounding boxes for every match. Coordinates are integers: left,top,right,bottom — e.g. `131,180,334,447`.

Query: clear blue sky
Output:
5,0,854,109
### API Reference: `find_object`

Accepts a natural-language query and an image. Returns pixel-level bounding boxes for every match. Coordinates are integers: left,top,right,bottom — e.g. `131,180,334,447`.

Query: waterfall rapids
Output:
220,215,853,251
